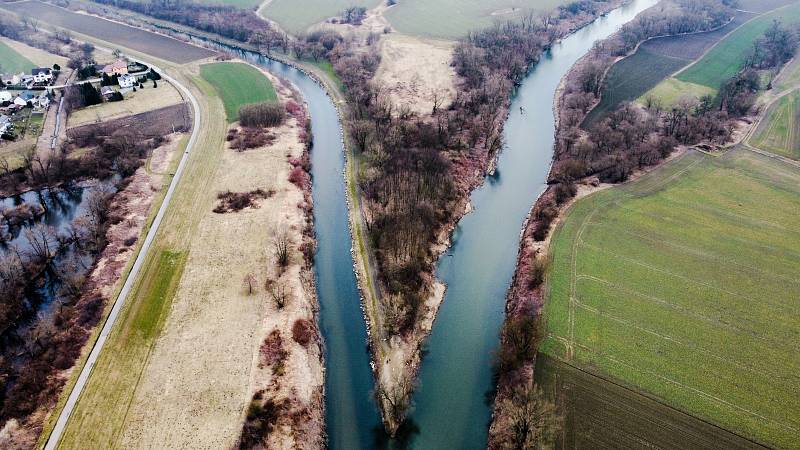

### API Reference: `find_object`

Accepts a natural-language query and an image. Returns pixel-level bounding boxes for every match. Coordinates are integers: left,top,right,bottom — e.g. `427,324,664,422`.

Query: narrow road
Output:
43,55,201,450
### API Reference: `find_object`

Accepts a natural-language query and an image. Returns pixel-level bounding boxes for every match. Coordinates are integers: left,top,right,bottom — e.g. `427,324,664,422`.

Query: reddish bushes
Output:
227,127,275,151
213,189,274,214
259,330,287,369
291,318,315,348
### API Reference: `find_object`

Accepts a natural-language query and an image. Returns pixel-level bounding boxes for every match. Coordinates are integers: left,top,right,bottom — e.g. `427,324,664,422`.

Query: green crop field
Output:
384,0,570,39
543,149,800,448
678,2,800,89
750,90,800,159
260,0,382,34
583,48,689,127
640,77,717,108
0,40,35,74
199,62,277,122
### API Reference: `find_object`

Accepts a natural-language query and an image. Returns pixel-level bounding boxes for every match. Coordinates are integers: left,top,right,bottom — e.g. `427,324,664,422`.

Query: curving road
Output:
43,54,202,450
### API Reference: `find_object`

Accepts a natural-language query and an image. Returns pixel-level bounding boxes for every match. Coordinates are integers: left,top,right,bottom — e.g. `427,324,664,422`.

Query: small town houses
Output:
1,66,57,89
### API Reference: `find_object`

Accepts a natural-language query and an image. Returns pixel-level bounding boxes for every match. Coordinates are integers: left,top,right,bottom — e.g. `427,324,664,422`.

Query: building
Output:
0,91,11,104
36,93,50,109
118,73,136,89
102,60,129,76
31,67,53,84
101,86,115,100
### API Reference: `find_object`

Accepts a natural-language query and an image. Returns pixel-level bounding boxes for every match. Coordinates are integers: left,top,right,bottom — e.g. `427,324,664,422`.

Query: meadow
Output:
582,48,689,127
56,250,187,449
0,40,34,74
260,0,381,34
750,90,800,159
677,2,800,89
543,149,800,448
199,62,277,122
384,0,570,39
585,10,753,124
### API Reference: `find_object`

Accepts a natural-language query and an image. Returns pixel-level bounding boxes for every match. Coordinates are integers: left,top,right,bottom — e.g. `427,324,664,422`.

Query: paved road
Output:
43,54,201,450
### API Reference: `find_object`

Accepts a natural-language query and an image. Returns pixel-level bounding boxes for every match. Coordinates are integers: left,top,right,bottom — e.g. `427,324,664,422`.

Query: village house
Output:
118,73,136,89
0,91,11,105
100,86,115,100
31,67,53,85
102,60,129,76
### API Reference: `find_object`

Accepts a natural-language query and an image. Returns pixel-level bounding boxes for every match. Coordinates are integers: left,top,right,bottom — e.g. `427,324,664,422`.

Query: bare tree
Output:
273,232,290,268
243,272,257,295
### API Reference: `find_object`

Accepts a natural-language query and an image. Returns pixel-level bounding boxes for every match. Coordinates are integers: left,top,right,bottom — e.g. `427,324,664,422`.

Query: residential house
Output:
0,91,11,105
100,86,115,100
102,60,129,76
13,97,28,108
118,73,136,89
35,93,50,110
31,67,53,84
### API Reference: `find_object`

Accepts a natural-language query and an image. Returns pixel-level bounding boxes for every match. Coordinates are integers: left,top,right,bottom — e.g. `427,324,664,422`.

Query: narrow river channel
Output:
226,1,657,447
405,1,657,448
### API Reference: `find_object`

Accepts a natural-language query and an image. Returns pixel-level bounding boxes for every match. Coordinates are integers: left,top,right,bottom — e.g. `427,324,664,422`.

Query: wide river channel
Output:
232,0,657,448
0,0,654,447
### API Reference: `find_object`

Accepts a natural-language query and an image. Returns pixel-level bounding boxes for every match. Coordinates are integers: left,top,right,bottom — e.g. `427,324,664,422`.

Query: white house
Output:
13,97,27,108
0,91,11,104
36,93,50,109
118,73,136,89
31,68,53,84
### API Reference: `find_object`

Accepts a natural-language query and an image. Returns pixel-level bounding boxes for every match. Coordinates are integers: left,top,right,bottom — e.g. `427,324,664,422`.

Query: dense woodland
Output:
89,0,272,42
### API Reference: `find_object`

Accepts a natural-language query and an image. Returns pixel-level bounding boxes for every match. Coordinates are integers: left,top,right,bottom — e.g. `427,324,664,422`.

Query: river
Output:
6,1,654,445
223,1,657,448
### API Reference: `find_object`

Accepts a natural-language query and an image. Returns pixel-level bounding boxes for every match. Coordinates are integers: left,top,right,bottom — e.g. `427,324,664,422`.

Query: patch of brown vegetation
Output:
213,188,275,214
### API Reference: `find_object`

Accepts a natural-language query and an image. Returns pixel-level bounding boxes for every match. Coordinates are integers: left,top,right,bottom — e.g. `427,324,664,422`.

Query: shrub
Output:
528,257,548,289
239,102,286,128
291,318,315,347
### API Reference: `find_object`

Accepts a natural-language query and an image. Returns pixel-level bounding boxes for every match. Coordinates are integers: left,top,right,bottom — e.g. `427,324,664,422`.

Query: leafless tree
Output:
243,272,257,295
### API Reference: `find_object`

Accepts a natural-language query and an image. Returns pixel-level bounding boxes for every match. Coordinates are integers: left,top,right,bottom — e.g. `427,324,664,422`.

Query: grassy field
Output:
67,81,184,127
750,90,800,159
639,77,717,108
384,0,570,39
543,149,800,448
0,39,35,74
583,48,689,127
677,2,800,89
260,0,382,34
57,250,187,449
199,62,277,122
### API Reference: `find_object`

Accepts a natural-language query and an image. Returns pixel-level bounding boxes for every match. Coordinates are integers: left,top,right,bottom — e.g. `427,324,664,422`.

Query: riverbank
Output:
489,0,760,446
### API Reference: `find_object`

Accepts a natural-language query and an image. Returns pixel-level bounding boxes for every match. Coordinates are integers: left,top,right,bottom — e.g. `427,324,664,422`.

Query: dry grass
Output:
67,81,184,128
374,33,456,116
0,36,69,69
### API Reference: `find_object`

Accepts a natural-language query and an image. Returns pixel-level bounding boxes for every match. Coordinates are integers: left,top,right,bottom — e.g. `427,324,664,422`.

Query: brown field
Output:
67,103,191,144
374,33,456,116
67,81,185,127
0,1,215,64
536,355,765,450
